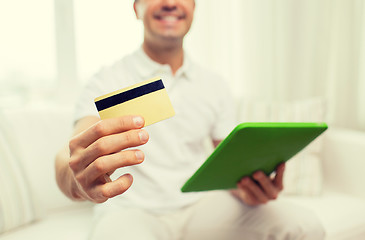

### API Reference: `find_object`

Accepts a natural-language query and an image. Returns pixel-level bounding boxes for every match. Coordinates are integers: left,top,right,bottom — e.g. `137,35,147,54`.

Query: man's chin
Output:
146,30,188,45
157,33,185,43
154,27,188,39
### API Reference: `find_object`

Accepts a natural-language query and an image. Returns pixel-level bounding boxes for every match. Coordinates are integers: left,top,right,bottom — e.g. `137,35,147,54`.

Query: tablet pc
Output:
181,122,328,192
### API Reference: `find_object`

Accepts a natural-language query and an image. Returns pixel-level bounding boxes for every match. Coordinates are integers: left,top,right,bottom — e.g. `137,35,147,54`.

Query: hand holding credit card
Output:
94,77,175,126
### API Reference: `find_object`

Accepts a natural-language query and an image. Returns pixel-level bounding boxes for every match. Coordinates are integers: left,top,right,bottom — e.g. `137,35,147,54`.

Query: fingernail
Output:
133,116,144,127
138,130,149,142
241,177,249,184
135,151,144,162
253,172,262,179
125,174,133,182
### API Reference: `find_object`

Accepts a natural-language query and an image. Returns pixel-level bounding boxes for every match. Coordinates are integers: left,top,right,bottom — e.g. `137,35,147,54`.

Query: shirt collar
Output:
133,46,193,80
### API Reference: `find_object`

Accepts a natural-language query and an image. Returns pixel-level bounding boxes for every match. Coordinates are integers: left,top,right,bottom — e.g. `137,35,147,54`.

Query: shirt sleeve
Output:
73,76,103,123
210,78,238,141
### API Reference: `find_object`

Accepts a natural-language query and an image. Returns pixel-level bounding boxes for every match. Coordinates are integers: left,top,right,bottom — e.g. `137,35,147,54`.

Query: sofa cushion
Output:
0,206,93,240
282,191,365,240
0,105,83,215
0,110,38,233
322,128,365,199
238,97,326,196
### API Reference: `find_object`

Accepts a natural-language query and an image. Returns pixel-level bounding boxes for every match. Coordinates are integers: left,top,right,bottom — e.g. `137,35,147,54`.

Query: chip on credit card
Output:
94,77,175,126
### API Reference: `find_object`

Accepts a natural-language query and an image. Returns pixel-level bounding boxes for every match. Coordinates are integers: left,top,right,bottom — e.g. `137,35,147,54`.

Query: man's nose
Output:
161,0,178,10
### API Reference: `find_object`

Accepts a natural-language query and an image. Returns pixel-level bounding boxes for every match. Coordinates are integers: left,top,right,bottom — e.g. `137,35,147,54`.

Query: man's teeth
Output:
161,16,179,21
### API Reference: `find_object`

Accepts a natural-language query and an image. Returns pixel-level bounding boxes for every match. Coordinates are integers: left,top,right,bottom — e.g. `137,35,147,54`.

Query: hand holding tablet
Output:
181,122,328,192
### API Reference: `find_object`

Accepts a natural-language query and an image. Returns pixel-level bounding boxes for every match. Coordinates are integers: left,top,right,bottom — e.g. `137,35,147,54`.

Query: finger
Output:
98,173,134,201
77,129,149,169
236,182,260,206
80,150,144,186
239,177,269,204
72,115,145,149
230,189,240,198
85,173,134,203
252,171,279,200
273,163,285,191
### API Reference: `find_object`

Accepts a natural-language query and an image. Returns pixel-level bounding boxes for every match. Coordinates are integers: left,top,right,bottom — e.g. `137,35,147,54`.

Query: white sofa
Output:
0,104,365,240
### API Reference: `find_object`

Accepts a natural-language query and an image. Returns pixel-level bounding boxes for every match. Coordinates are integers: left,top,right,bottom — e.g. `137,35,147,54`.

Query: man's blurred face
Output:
134,0,195,42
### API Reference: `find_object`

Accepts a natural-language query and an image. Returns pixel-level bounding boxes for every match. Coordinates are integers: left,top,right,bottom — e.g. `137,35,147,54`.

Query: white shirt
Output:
74,47,236,212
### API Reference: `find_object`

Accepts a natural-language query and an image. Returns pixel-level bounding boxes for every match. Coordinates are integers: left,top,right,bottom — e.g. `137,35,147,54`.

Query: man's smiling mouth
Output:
154,13,185,22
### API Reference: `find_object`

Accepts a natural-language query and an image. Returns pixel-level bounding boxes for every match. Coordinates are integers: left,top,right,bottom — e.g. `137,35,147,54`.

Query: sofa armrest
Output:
321,128,365,199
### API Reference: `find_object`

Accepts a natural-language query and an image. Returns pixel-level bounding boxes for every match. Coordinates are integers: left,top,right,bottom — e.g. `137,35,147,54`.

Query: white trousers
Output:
88,191,325,240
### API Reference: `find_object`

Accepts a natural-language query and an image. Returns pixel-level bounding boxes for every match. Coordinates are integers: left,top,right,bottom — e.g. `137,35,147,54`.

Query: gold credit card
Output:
94,77,175,126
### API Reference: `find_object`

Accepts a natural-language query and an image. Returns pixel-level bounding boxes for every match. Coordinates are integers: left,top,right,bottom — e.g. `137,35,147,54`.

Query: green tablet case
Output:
181,122,328,192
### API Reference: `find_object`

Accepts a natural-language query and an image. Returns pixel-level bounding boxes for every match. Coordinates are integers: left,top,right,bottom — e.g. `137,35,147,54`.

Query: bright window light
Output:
74,0,143,82
0,0,56,89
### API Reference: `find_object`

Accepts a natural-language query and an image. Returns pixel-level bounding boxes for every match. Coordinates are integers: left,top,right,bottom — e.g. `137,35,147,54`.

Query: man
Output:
55,0,325,239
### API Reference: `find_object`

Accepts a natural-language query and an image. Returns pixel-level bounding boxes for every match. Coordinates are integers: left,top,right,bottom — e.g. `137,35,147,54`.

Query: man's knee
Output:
271,207,326,240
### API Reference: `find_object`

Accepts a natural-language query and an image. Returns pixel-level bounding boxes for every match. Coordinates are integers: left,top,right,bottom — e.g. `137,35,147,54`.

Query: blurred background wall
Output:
1,0,364,131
